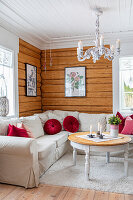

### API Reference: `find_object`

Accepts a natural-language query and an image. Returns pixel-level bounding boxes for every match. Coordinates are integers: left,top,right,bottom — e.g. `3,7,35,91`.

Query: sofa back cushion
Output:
52,110,79,131
21,116,44,138
0,118,20,136
35,112,49,128
79,113,106,133
48,112,64,130
53,110,79,120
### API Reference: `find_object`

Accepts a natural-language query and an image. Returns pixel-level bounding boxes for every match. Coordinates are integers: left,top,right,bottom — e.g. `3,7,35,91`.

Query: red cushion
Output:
116,112,125,133
44,119,62,135
116,112,133,133
7,124,29,138
63,116,79,133
121,117,133,135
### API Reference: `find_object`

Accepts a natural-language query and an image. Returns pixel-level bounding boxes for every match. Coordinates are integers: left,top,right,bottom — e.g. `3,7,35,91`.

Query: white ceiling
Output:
0,0,133,49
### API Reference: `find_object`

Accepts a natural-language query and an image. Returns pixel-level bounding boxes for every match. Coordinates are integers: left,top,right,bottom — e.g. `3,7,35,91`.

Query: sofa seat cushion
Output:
37,141,56,160
36,131,69,148
79,113,106,132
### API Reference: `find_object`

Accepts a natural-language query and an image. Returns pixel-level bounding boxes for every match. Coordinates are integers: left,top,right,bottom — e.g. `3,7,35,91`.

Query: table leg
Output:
73,148,77,166
85,148,90,181
106,152,110,163
124,143,129,177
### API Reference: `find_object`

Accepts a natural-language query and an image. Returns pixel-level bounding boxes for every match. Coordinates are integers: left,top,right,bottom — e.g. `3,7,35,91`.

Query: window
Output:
119,57,133,113
0,46,14,116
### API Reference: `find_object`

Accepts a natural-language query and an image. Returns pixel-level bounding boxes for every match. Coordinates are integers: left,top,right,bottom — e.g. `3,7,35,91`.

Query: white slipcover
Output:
0,136,39,188
79,113,107,132
0,110,120,189
36,131,69,148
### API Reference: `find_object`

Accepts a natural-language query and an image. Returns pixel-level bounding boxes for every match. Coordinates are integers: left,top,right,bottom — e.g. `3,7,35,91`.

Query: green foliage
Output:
108,115,122,125
124,82,133,92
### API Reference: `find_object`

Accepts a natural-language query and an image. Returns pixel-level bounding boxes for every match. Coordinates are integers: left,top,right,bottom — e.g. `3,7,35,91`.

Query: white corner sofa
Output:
0,110,132,188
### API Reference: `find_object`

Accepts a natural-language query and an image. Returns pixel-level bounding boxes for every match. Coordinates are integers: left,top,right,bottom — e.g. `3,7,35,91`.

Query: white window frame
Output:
119,57,133,114
0,45,16,118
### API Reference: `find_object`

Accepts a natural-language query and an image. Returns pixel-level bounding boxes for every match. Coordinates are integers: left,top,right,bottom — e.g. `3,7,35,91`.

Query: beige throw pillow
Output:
22,116,44,138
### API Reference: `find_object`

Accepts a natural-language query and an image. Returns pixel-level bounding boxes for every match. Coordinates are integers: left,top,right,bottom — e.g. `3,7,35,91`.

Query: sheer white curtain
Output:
0,47,14,116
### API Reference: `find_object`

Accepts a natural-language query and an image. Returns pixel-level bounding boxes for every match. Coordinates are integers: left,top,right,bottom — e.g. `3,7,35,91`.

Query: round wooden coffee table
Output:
68,132,131,181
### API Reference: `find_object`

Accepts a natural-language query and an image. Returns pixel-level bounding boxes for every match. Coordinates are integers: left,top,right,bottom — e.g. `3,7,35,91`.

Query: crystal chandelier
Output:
77,9,120,63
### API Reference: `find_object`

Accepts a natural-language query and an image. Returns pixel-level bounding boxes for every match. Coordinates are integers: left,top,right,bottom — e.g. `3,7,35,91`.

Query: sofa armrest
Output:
0,136,39,188
0,136,36,156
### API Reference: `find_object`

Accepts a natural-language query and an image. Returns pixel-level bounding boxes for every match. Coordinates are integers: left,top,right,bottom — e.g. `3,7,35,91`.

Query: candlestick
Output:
98,122,100,132
90,125,92,135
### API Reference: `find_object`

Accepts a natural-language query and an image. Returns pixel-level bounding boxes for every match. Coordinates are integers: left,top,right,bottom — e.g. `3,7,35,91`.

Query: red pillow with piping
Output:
7,124,29,138
116,112,133,133
44,119,62,135
121,117,133,135
63,116,79,133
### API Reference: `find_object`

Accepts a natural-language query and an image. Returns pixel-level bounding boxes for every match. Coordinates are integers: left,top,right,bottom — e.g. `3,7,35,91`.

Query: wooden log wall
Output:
41,46,112,114
18,39,42,117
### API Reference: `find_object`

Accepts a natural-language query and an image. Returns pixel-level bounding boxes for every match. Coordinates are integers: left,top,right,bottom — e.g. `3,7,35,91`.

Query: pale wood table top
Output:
68,132,131,146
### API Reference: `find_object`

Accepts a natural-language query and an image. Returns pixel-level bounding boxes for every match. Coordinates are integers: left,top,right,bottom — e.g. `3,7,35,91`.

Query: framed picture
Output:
65,66,86,97
25,63,37,96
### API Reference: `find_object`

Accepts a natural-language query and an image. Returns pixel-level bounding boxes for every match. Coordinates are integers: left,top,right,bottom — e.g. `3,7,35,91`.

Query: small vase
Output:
110,125,119,138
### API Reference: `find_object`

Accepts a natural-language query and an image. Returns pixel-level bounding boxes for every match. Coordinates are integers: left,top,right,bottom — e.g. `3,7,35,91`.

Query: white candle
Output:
100,125,102,135
111,45,114,53
78,40,83,50
116,39,120,49
77,48,79,55
98,122,100,131
90,125,92,135
100,35,104,46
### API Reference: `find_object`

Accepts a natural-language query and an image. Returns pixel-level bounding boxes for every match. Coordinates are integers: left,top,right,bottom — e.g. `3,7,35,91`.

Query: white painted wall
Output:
0,26,19,117
113,42,133,115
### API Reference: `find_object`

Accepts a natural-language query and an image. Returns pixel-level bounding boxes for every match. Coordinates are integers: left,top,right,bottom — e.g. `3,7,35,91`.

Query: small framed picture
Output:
25,63,37,96
65,66,86,97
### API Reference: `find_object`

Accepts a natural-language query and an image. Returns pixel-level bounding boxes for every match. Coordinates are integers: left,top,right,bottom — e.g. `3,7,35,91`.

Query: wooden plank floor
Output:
0,183,133,200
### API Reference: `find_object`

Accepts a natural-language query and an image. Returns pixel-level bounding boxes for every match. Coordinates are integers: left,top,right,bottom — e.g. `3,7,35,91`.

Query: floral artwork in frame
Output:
65,66,86,97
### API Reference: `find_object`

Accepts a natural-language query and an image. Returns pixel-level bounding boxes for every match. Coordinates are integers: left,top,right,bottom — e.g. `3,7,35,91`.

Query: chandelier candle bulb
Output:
78,40,83,50
90,125,92,135
116,39,120,49
111,45,115,53
100,35,104,46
